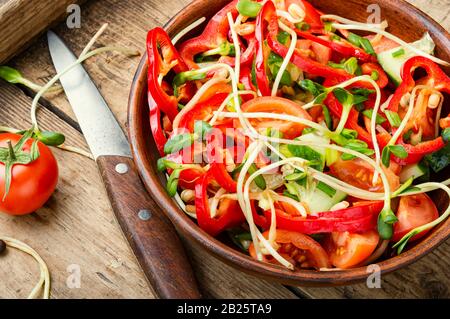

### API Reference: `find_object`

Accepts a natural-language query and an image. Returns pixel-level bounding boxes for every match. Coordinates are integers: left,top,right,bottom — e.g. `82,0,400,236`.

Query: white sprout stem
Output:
271,20,297,96
30,46,139,130
396,182,450,243
387,85,427,146
302,75,375,110
172,76,229,130
56,145,94,160
228,12,241,83
325,19,450,66
209,90,257,126
171,17,206,45
237,141,265,260
79,23,109,58
1,237,50,299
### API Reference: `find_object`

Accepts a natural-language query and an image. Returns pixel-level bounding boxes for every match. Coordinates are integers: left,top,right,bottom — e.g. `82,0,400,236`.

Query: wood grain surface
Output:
0,0,448,299
0,0,85,63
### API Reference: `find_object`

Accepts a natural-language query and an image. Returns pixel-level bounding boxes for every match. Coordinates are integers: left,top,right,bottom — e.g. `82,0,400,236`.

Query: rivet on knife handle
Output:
97,155,202,299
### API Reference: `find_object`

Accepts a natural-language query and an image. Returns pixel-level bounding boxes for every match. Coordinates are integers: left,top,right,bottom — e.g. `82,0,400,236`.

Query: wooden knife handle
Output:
97,155,201,299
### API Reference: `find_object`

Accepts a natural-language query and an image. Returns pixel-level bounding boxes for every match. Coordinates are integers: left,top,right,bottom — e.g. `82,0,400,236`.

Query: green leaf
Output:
194,120,212,140
295,22,311,31
389,145,408,159
381,146,391,167
173,70,207,89
370,70,379,81
359,37,375,56
333,87,353,108
362,109,386,125
441,127,450,142
424,142,450,173
236,0,262,18
164,133,194,154
347,33,362,47
341,129,358,140
285,172,307,181
248,164,266,190
277,31,290,45
377,214,393,240
0,66,22,83
321,104,333,130
381,208,398,224
385,110,402,128
287,143,324,171
157,157,167,172
268,52,292,86
36,131,65,146
316,181,336,197
341,153,357,161
299,79,326,97
391,177,414,197
283,190,299,201
343,57,359,75
166,169,182,197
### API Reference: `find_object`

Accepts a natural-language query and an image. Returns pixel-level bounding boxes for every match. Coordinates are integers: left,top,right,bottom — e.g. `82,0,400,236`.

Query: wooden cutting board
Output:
0,0,84,63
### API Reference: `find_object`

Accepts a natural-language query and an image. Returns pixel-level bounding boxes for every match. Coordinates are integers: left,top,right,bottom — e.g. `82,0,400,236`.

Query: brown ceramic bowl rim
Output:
128,0,450,285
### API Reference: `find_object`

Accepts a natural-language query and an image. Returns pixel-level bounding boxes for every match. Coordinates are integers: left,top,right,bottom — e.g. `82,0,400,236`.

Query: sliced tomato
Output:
393,193,439,242
311,36,332,65
329,157,400,192
249,230,331,269
177,92,230,132
239,96,312,139
365,35,399,54
325,230,379,269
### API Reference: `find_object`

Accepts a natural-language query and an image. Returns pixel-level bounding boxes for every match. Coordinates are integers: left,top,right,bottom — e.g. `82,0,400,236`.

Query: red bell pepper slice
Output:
295,30,377,63
361,62,389,89
177,92,229,132
325,93,375,147
266,201,382,234
395,135,445,165
388,56,450,112
195,171,245,236
267,35,354,83
147,27,192,123
220,34,257,67
255,1,279,96
178,0,239,69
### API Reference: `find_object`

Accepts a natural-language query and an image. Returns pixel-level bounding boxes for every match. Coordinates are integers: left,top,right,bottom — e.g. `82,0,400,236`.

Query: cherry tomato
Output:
324,230,379,269
249,229,331,269
393,193,439,242
239,96,312,139
329,158,400,192
0,133,58,215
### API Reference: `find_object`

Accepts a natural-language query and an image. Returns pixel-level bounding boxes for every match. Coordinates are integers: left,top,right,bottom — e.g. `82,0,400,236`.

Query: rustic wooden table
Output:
0,0,449,299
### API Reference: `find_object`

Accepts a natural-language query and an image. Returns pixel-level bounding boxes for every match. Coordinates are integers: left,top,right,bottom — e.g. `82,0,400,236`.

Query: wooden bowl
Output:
128,0,450,286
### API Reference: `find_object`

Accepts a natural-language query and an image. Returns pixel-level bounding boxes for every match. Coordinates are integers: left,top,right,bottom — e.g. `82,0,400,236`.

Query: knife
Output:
47,31,201,299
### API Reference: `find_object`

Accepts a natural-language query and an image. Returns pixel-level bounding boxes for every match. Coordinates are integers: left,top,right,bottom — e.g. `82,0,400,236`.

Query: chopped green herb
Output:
392,48,405,58
385,110,402,128
316,181,337,197
295,22,311,31
362,109,386,125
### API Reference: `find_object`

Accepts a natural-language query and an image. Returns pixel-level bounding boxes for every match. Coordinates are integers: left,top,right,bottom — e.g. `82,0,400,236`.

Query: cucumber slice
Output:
377,32,435,86
302,184,347,214
399,162,428,183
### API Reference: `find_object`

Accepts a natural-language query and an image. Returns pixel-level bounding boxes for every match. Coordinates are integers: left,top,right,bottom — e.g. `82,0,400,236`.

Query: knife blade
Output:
47,30,201,299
